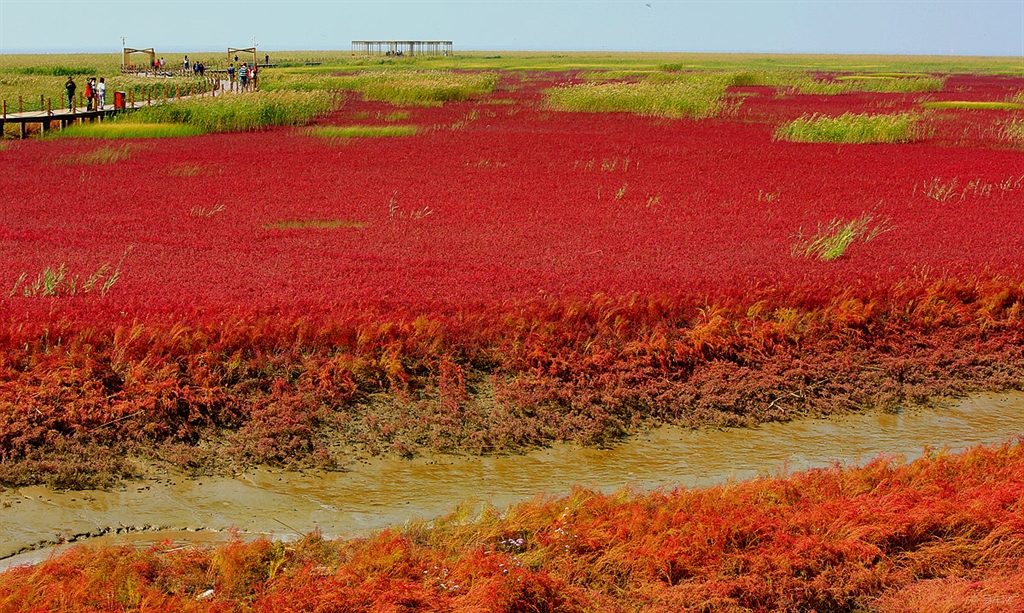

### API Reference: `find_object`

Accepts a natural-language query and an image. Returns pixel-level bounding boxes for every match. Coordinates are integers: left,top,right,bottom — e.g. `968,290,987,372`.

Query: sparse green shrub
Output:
792,213,893,260
54,143,138,163
1004,119,1024,145
10,259,125,298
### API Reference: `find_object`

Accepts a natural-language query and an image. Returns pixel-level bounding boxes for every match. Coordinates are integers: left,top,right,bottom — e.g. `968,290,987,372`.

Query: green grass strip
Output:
264,219,368,229
57,122,205,139
307,125,419,139
775,112,925,144
921,100,1023,110
834,75,946,93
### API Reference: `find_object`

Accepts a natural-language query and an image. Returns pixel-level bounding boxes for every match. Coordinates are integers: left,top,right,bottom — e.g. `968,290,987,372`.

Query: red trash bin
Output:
114,91,126,110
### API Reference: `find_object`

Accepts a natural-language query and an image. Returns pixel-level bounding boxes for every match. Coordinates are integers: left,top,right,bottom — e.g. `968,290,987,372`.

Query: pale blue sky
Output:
0,1,1022,56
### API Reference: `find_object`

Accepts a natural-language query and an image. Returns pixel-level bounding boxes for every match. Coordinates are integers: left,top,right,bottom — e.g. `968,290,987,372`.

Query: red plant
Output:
0,72,1023,486
3,442,1024,611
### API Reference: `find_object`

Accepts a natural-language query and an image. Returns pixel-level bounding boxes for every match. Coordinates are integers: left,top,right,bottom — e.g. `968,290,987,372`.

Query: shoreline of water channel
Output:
3,391,1023,570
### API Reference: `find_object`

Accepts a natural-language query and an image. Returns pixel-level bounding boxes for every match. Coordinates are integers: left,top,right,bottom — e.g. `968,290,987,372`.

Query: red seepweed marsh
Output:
2,53,1024,610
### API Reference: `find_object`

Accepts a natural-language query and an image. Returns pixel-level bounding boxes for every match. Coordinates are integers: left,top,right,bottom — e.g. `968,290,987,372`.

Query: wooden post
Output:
47,98,51,115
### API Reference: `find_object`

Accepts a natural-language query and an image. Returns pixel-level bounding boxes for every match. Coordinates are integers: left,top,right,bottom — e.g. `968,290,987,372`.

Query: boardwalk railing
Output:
1,77,229,139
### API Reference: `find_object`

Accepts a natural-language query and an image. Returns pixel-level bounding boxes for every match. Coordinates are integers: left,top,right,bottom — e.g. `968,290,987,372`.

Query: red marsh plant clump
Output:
2,441,1024,611
1,72,1024,485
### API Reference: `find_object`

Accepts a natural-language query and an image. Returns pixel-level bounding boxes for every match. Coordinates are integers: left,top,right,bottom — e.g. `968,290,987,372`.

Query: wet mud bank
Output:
3,392,1023,567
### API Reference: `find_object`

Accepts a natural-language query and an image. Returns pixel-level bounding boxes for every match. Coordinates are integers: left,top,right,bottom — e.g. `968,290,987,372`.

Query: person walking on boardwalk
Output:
249,63,257,91
97,77,106,109
227,63,235,91
238,64,249,91
84,78,94,111
65,76,76,111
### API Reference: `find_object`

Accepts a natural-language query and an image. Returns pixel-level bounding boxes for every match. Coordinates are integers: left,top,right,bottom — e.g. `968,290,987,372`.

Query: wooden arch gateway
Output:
228,47,258,66
122,47,156,68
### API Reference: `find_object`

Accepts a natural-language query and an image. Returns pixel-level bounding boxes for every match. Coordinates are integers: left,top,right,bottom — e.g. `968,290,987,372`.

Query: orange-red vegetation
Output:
3,441,1023,611
2,277,1024,488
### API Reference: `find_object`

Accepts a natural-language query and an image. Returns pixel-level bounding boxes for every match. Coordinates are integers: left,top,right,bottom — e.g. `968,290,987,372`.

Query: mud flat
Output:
3,392,1023,568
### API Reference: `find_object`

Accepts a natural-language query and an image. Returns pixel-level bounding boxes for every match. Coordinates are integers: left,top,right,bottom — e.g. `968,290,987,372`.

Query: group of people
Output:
183,55,208,77
64,76,106,111
226,62,258,92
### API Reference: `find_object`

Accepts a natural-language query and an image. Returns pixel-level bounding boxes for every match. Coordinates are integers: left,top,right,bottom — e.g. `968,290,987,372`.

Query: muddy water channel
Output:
3,392,1024,567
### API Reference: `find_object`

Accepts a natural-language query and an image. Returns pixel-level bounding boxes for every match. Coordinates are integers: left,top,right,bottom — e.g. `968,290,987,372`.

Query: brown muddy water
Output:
3,392,1024,570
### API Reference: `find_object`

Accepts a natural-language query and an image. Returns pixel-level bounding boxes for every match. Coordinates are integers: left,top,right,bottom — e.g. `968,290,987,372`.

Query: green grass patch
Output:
381,111,411,121
775,112,925,144
14,65,98,77
306,125,419,139
578,70,655,82
1004,119,1024,145
834,75,946,93
920,100,1023,110
545,74,733,118
124,90,336,132
9,250,129,297
264,219,368,229
169,162,206,177
792,213,893,261
55,144,137,164
58,122,204,139
264,70,497,106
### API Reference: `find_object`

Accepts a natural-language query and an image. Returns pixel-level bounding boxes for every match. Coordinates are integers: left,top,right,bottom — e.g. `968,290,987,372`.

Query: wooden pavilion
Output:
351,41,453,56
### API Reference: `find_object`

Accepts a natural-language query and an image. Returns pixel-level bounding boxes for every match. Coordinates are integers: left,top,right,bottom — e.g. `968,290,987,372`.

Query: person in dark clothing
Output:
65,76,76,111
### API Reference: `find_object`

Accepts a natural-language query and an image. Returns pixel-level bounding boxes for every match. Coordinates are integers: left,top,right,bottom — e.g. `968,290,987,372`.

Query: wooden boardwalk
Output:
1,78,233,139
1,102,145,139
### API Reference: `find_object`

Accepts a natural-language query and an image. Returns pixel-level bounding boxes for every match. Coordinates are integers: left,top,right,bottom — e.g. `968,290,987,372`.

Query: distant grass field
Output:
3,51,1020,112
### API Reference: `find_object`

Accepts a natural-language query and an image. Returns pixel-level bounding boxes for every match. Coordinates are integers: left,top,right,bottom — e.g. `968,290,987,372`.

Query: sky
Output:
0,1,1022,56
